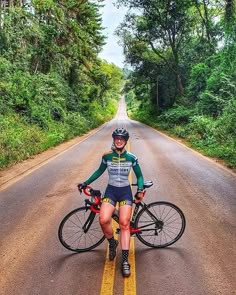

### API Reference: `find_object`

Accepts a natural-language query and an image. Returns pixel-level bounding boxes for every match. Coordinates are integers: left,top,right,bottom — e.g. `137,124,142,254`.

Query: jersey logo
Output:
112,157,126,162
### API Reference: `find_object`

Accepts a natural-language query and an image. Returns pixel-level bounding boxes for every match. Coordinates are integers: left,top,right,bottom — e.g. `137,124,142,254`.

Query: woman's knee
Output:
99,215,110,226
99,203,114,226
119,220,130,231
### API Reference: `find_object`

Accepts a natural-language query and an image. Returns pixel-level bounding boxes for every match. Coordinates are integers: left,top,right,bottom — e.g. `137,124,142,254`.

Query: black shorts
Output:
102,184,133,207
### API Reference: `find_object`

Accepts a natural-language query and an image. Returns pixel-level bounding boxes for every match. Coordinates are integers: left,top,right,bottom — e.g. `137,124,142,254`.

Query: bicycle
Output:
58,181,186,252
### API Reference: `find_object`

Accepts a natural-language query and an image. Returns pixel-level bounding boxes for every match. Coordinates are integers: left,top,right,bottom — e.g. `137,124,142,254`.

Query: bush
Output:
64,112,89,137
0,56,11,77
0,113,46,167
157,106,194,127
197,72,236,117
214,99,236,144
189,115,216,140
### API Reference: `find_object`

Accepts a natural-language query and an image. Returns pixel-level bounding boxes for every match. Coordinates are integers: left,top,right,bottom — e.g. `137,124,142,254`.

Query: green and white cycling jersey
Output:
85,150,144,189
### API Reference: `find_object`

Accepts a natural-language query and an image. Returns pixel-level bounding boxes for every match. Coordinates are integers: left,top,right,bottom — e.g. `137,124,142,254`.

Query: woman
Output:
78,127,144,277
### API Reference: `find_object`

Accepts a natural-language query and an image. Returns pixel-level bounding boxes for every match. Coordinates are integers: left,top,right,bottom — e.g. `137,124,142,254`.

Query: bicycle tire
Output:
135,201,186,248
58,206,105,252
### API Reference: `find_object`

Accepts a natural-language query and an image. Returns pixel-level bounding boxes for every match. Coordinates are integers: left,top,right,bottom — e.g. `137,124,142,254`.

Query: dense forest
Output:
0,0,123,168
117,0,236,168
0,0,235,170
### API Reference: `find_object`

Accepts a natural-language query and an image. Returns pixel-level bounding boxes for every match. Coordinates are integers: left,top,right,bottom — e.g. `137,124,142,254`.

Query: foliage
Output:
214,99,236,144
186,63,210,102
197,71,236,117
0,2,123,169
128,103,235,168
0,113,46,166
121,0,236,168
116,0,194,99
158,106,195,127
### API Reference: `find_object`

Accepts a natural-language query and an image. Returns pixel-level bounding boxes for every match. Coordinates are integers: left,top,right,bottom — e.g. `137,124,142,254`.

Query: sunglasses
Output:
114,136,125,141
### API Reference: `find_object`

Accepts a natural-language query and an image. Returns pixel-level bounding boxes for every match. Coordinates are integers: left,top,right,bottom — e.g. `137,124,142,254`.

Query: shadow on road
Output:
52,248,105,272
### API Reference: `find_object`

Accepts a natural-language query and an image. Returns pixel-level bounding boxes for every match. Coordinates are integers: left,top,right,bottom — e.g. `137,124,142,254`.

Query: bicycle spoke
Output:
135,201,186,248
58,207,105,252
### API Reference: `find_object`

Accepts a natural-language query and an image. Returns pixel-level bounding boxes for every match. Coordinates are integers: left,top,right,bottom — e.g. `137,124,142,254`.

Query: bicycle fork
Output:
82,211,96,233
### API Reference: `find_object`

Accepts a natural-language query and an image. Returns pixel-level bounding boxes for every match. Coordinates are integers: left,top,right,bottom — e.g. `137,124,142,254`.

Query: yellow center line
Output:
100,140,136,295
124,237,136,294
100,221,118,295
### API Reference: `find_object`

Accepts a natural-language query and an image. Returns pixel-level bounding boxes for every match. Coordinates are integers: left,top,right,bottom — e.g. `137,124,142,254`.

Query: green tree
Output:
117,0,195,97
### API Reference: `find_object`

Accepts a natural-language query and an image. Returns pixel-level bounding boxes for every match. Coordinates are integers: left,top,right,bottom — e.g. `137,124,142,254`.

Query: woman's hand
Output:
77,182,87,192
134,189,145,203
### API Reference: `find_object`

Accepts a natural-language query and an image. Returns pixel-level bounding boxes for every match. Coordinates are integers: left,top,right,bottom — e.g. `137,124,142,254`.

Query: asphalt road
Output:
0,99,235,295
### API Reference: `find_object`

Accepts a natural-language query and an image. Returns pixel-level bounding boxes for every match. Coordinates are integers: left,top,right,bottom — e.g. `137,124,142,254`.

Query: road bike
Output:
58,181,186,252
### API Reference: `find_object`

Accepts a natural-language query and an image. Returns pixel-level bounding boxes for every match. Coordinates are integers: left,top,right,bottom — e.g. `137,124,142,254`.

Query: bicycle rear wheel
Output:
135,201,186,248
58,206,105,252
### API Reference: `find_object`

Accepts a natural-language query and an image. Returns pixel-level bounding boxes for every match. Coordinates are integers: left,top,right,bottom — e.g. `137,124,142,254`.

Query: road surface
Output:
0,99,235,295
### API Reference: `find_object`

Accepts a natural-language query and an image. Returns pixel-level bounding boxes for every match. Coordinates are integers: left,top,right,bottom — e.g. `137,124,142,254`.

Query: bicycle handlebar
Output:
80,181,153,197
132,180,153,189
81,186,102,197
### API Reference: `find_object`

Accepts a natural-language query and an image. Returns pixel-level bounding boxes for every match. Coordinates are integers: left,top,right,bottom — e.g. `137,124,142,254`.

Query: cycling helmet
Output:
112,128,129,141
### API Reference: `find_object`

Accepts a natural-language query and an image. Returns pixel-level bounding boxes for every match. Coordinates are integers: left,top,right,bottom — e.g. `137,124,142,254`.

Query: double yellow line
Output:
100,141,136,295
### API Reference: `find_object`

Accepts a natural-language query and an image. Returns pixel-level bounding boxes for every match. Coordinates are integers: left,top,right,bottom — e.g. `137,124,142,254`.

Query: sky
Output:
99,1,128,68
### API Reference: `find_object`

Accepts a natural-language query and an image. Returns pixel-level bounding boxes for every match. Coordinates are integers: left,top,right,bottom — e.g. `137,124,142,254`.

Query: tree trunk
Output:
0,0,7,29
177,73,184,97
156,77,160,112
172,49,184,97
194,0,215,53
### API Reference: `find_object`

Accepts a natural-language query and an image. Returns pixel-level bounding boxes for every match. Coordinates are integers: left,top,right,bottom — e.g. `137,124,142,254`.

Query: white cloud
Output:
99,1,128,68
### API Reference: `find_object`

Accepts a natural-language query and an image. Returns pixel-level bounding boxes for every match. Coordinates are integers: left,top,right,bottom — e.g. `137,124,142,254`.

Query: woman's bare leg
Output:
99,202,115,238
119,205,132,249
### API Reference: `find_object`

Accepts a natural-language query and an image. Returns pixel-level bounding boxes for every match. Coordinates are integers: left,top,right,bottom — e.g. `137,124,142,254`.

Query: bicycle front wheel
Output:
135,201,186,248
58,206,105,252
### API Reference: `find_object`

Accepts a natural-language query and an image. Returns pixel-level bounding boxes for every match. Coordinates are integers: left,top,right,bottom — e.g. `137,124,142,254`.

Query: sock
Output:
108,237,116,248
122,250,129,263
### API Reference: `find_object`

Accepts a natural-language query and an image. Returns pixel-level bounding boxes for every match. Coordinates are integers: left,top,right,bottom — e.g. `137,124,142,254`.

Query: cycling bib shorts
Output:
102,184,133,207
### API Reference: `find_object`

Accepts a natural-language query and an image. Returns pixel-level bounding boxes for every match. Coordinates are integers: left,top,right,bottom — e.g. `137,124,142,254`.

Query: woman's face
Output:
114,136,126,150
